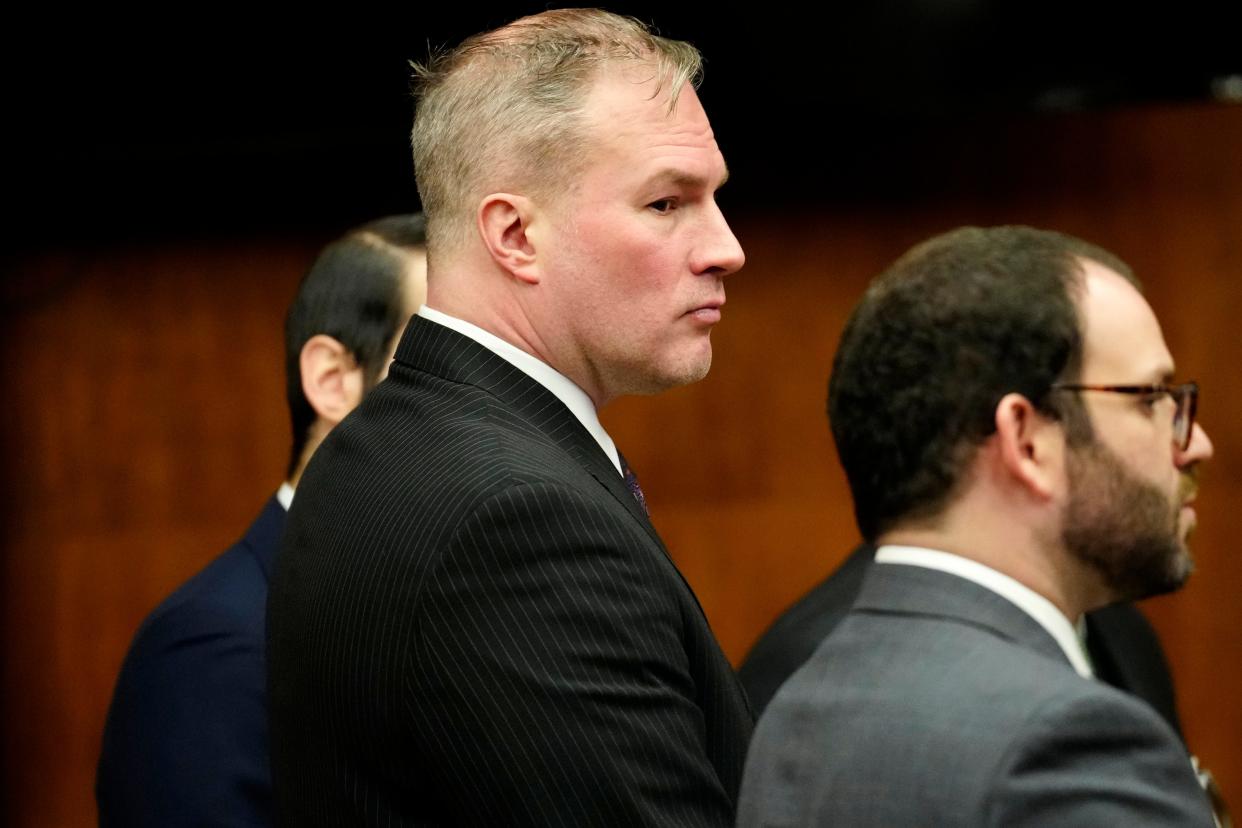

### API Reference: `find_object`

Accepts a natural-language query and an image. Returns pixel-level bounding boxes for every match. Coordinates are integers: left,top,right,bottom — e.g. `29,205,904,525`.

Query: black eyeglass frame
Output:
1049,381,1199,451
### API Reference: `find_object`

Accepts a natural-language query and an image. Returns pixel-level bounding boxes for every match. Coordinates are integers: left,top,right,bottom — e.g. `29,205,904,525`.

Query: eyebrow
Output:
643,165,730,192
1148,366,1176,384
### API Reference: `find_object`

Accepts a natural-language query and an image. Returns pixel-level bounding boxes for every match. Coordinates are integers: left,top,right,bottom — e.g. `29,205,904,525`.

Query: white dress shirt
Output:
276,482,294,511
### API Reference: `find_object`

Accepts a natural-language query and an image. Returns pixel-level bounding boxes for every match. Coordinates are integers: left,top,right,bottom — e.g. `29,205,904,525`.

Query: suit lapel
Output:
394,316,665,549
852,563,1075,671
570,444,665,548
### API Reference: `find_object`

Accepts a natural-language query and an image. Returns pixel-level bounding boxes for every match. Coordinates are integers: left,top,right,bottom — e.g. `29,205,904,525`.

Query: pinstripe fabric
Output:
268,316,753,826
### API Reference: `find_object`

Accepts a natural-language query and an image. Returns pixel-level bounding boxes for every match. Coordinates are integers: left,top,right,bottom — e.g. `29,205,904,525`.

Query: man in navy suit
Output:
96,214,427,827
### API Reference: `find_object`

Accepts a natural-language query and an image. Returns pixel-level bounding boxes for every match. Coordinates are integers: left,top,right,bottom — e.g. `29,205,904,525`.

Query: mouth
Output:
1178,470,1199,506
1178,487,1198,535
685,297,725,324
1180,484,1198,509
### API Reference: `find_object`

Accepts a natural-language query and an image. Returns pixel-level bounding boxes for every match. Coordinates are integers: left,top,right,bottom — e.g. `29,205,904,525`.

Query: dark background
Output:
8,2,1240,248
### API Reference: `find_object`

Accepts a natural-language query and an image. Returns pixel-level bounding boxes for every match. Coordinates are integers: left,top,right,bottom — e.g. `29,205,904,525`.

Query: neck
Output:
287,419,330,489
880,509,1086,622
427,274,609,408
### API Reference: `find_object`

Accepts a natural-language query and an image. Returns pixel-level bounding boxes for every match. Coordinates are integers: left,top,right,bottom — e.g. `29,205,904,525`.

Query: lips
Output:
1177,475,1199,538
1179,476,1198,508
686,297,725,323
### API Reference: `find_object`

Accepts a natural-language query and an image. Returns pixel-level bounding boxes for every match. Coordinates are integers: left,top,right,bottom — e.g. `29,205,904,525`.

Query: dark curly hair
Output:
828,225,1137,541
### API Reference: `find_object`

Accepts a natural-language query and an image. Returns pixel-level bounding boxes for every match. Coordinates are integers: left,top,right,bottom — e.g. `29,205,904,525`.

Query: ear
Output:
300,334,365,427
993,392,1063,501
477,193,541,285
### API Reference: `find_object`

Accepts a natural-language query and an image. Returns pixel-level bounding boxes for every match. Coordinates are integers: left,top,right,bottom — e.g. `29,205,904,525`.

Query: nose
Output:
691,200,745,277
1177,422,1214,467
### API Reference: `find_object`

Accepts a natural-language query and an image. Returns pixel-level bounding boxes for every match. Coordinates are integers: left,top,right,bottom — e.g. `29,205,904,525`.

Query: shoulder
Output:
431,479,668,602
121,528,272,682
310,364,595,509
984,681,1212,825
744,619,1208,825
757,608,1084,752
746,607,1076,779
99,528,275,815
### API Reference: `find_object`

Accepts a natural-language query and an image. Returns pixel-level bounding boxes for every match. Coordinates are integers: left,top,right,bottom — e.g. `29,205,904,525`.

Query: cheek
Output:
1103,427,1177,485
593,209,676,261
1142,457,1182,503
568,225,637,281
568,215,688,312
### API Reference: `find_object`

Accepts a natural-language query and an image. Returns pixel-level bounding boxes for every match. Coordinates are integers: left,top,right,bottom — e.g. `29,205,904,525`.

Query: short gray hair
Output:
410,9,703,252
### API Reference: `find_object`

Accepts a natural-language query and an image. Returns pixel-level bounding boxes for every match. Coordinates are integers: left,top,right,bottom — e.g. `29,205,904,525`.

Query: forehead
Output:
1077,258,1174,382
577,67,725,181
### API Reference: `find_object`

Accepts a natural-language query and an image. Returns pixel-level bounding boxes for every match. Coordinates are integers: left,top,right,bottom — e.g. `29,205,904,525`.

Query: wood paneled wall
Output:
2,240,314,825
4,102,1240,825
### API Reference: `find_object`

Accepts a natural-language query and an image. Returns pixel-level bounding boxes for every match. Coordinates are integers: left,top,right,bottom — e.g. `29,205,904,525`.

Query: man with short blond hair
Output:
268,10,750,826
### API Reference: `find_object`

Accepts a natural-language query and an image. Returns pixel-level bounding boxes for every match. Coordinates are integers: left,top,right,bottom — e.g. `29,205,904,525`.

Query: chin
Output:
615,343,714,396
1174,538,1196,575
672,351,713,387
1140,545,1195,599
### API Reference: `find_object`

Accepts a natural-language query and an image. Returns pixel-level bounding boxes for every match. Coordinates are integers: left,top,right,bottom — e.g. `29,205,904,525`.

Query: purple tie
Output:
619,454,649,516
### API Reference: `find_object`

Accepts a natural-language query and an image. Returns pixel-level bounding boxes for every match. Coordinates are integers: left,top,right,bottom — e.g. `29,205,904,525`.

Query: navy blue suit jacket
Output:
97,497,285,827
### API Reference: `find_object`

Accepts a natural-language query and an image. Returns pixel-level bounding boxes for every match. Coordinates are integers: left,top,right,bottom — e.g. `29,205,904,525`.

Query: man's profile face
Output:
532,66,745,406
1060,259,1213,601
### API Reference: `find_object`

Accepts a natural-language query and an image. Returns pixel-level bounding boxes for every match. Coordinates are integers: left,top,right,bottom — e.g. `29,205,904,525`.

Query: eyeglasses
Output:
1050,381,1199,451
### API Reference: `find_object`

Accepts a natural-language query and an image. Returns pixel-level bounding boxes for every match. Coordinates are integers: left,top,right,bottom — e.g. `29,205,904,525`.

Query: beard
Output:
1061,440,1193,604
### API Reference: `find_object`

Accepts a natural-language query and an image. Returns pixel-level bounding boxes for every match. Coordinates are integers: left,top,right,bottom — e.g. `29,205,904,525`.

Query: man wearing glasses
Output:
738,226,1221,825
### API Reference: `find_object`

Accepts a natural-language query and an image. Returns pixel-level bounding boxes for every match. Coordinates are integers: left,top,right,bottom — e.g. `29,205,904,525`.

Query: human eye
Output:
1137,388,1165,410
647,198,677,215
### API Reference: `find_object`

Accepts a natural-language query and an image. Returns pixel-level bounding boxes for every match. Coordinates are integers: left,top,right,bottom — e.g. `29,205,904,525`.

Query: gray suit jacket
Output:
739,544,1184,733
737,563,1214,827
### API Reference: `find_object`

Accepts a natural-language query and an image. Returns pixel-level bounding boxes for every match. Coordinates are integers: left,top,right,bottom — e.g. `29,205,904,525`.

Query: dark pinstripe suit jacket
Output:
268,316,753,827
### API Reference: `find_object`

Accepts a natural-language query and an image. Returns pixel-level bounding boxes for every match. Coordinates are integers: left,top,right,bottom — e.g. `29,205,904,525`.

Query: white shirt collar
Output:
276,482,295,511
874,544,1094,678
417,306,622,476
